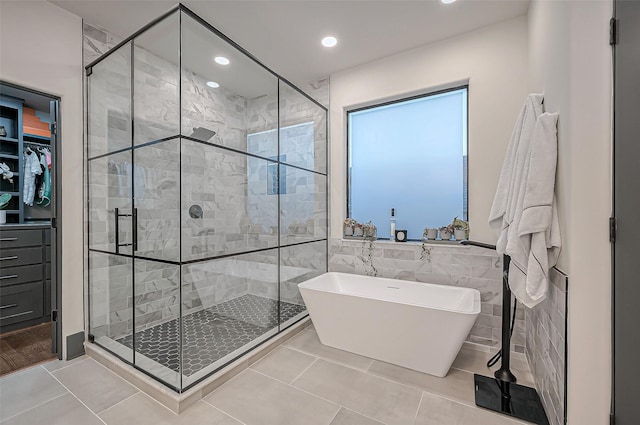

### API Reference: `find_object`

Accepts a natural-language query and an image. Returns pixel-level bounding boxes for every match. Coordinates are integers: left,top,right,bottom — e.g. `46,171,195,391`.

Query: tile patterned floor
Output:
117,295,306,376
0,326,537,425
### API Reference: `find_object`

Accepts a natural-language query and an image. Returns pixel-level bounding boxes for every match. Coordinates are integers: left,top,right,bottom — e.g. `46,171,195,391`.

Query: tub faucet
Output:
459,240,496,251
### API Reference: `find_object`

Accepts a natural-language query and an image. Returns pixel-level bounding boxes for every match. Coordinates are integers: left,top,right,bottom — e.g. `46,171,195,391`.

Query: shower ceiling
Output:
50,0,529,86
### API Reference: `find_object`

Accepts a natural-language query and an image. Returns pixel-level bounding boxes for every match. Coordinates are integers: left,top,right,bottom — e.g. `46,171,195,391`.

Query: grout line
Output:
205,402,249,425
286,374,385,425
412,392,424,424
416,390,477,410
341,407,387,425
247,368,291,386
47,372,109,425
246,369,387,425
0,392,68,423
44,356,90,374
313,356,464,407
95,391,141,416
250,367,342,411
104,391,180,418
73,356,146,394
47,357,176,418
282,343,374,373
289,356,319,384
0,361,55,379
248,329,497,414
202,362,252,398
326,405,342,425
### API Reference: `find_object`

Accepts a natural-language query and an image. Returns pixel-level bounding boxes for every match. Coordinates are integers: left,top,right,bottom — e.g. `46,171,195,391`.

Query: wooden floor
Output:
0,322,56,377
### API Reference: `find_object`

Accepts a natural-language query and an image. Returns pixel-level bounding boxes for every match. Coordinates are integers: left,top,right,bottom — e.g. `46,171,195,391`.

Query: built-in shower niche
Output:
86,5,327,392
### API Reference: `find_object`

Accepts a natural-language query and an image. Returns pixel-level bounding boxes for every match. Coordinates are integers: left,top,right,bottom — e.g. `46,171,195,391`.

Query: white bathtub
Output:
298,272,481,377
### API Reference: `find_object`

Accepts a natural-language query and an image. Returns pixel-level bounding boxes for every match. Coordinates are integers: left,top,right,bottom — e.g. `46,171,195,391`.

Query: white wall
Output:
529,1,613,424
329,16,528,243
0,1,84,359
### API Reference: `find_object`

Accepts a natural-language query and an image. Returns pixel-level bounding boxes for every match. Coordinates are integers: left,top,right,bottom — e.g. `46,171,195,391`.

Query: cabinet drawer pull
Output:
0,256,18,261
0,238,18,242
0,310,33,320
0,304,18,310
0,275,18,280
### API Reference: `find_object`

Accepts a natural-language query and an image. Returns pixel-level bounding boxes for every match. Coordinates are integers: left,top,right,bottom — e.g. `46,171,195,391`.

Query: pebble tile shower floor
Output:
117,294,306,377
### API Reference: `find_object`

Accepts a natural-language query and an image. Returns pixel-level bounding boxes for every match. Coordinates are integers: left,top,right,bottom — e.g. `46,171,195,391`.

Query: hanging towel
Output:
124,162,146,200
489,94,544,254
489,93,562,308
506,112,561,307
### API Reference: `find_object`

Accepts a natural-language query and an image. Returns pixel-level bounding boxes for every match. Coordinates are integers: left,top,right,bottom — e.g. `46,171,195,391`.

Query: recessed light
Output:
441,0,457,3
206,81,219,88
321,36,338,48
214,56,230,65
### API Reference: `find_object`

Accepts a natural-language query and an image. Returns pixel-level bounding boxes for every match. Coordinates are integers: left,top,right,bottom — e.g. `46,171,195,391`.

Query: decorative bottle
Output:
390,208,396,241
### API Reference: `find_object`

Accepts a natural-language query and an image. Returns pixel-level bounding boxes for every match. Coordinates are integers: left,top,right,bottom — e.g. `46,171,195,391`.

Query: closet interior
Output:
0,83,59,375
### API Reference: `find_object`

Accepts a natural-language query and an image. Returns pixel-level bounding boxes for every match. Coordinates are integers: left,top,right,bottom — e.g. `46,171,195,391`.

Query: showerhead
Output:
190,127,217,141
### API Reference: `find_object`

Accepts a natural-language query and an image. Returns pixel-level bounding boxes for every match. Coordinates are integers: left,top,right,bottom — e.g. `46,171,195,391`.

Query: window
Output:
347,86,468,240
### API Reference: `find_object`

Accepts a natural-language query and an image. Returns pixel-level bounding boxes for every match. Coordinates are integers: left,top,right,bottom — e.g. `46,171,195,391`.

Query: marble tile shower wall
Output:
83,22,123,67
245,82,328,247
526,268,567,425
329,239,527,353
89,253,181,339
181,140,266,261
89,253,131,339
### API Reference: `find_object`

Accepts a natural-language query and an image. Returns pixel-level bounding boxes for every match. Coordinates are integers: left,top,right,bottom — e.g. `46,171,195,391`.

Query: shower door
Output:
88,12,184,388
127,11,182,389
87,41,135,364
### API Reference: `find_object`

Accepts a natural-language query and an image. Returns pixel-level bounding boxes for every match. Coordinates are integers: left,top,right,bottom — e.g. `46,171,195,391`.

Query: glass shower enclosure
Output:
86,5,327,392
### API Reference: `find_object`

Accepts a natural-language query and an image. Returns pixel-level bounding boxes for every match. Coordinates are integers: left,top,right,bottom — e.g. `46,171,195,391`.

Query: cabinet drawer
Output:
45,245,51,262
0,282,44,326
0,229,43,249
0,246,42,267
0,264,43,287
45,229,51,246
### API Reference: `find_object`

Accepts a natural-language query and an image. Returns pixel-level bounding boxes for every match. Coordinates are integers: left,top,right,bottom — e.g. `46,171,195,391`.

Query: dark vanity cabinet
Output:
0,226,52,332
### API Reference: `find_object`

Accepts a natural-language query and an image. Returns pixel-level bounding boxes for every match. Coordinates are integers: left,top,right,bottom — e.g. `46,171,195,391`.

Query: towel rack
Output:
459,240,550,425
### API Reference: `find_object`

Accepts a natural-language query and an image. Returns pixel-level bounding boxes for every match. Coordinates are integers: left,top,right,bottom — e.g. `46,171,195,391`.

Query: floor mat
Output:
0,322,56,377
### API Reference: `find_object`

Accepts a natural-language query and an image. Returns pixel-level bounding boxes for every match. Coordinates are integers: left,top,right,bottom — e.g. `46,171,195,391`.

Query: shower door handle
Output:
115,207,120,254
132,208,138,252
114,207,135,254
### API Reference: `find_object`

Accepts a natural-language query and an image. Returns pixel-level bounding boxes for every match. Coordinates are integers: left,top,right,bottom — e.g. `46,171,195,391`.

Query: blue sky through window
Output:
348,88,468,239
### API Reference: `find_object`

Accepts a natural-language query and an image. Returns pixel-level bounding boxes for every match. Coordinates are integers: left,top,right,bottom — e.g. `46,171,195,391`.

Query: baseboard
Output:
66,331,86,360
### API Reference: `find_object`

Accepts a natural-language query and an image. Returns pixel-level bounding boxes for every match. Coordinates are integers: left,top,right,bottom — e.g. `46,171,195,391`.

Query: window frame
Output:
345,84,469,241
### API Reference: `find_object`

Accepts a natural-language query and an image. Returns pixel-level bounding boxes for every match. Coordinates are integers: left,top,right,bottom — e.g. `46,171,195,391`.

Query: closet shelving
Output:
0,97,23,223
0,96,52,224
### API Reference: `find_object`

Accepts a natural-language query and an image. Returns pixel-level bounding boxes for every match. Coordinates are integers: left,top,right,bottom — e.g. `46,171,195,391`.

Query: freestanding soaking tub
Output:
299,272,481,377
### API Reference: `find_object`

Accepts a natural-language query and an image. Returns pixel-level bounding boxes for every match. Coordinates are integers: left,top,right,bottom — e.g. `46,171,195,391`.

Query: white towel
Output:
507,112,561,307
488,94,544,253
488,94,561,308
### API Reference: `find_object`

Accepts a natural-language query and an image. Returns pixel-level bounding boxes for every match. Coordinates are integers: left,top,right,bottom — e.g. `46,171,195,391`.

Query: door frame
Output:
0,80,62,359
611,0,640,423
